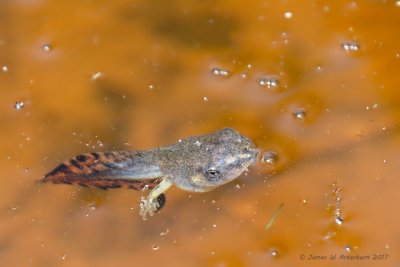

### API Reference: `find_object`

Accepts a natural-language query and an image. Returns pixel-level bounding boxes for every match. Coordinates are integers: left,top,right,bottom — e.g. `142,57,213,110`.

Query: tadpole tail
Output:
41,151,163,190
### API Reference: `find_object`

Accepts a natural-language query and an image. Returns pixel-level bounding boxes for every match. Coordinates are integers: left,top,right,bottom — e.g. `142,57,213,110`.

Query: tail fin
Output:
42,151,162,190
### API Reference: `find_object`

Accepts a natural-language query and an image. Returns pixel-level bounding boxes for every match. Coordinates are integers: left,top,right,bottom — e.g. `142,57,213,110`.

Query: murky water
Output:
1,0,400,266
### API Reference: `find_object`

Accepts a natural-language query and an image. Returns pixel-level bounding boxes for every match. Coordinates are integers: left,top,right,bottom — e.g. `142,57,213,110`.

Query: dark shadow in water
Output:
120,0,238,48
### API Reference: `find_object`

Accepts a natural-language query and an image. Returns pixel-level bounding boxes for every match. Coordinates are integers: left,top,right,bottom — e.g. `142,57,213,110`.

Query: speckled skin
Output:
154,128,259,192
43,128,259,219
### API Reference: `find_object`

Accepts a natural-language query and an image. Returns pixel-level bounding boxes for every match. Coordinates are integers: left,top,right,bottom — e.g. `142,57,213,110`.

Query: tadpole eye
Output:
205,169,221,179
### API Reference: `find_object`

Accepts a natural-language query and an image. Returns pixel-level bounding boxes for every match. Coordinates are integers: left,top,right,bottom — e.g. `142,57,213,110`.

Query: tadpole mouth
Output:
241,137,259,164
246,146,259,165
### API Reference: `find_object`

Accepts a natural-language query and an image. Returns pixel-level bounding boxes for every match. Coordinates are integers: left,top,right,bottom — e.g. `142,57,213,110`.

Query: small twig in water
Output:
265,203,284,230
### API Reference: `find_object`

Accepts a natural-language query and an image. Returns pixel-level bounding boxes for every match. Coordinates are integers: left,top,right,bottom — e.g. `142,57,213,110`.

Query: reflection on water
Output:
1,0,400,266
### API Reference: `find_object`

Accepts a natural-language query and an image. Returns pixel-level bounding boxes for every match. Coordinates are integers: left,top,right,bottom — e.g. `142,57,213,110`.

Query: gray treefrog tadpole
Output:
42,128,259,219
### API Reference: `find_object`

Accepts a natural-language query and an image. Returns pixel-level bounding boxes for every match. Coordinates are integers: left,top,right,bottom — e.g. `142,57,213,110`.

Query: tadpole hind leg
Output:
140,179,172,220
156,193,166,212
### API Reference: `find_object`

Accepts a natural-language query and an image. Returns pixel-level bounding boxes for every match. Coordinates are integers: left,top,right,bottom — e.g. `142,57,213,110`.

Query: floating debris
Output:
91,72,103,80
265,203,284,230
160,229,169,237
14,101,24,110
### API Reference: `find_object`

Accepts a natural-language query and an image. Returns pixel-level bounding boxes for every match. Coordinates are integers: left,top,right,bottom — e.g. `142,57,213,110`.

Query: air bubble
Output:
2,66,8,72
43,44,52,51
211,67,230,76
261,150,278,165
333,210,340,216
341,41,359,52
271,250,278,256
284,12,293,19
257,77,279,88
344,245,351,252
152,245,159,251
293,109,306,120
14,101,24,110
335,216,343,225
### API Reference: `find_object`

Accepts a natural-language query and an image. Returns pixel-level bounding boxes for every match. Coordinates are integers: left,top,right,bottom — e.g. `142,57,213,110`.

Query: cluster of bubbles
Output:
208,38,362,127
257,77,279,88
211,65,281,93
14,101,24,110
341,41,360,52
211,67,230,76
331,181,343,226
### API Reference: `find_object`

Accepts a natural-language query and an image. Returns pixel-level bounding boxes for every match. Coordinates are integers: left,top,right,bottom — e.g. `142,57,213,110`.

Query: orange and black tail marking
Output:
42,151,162,190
